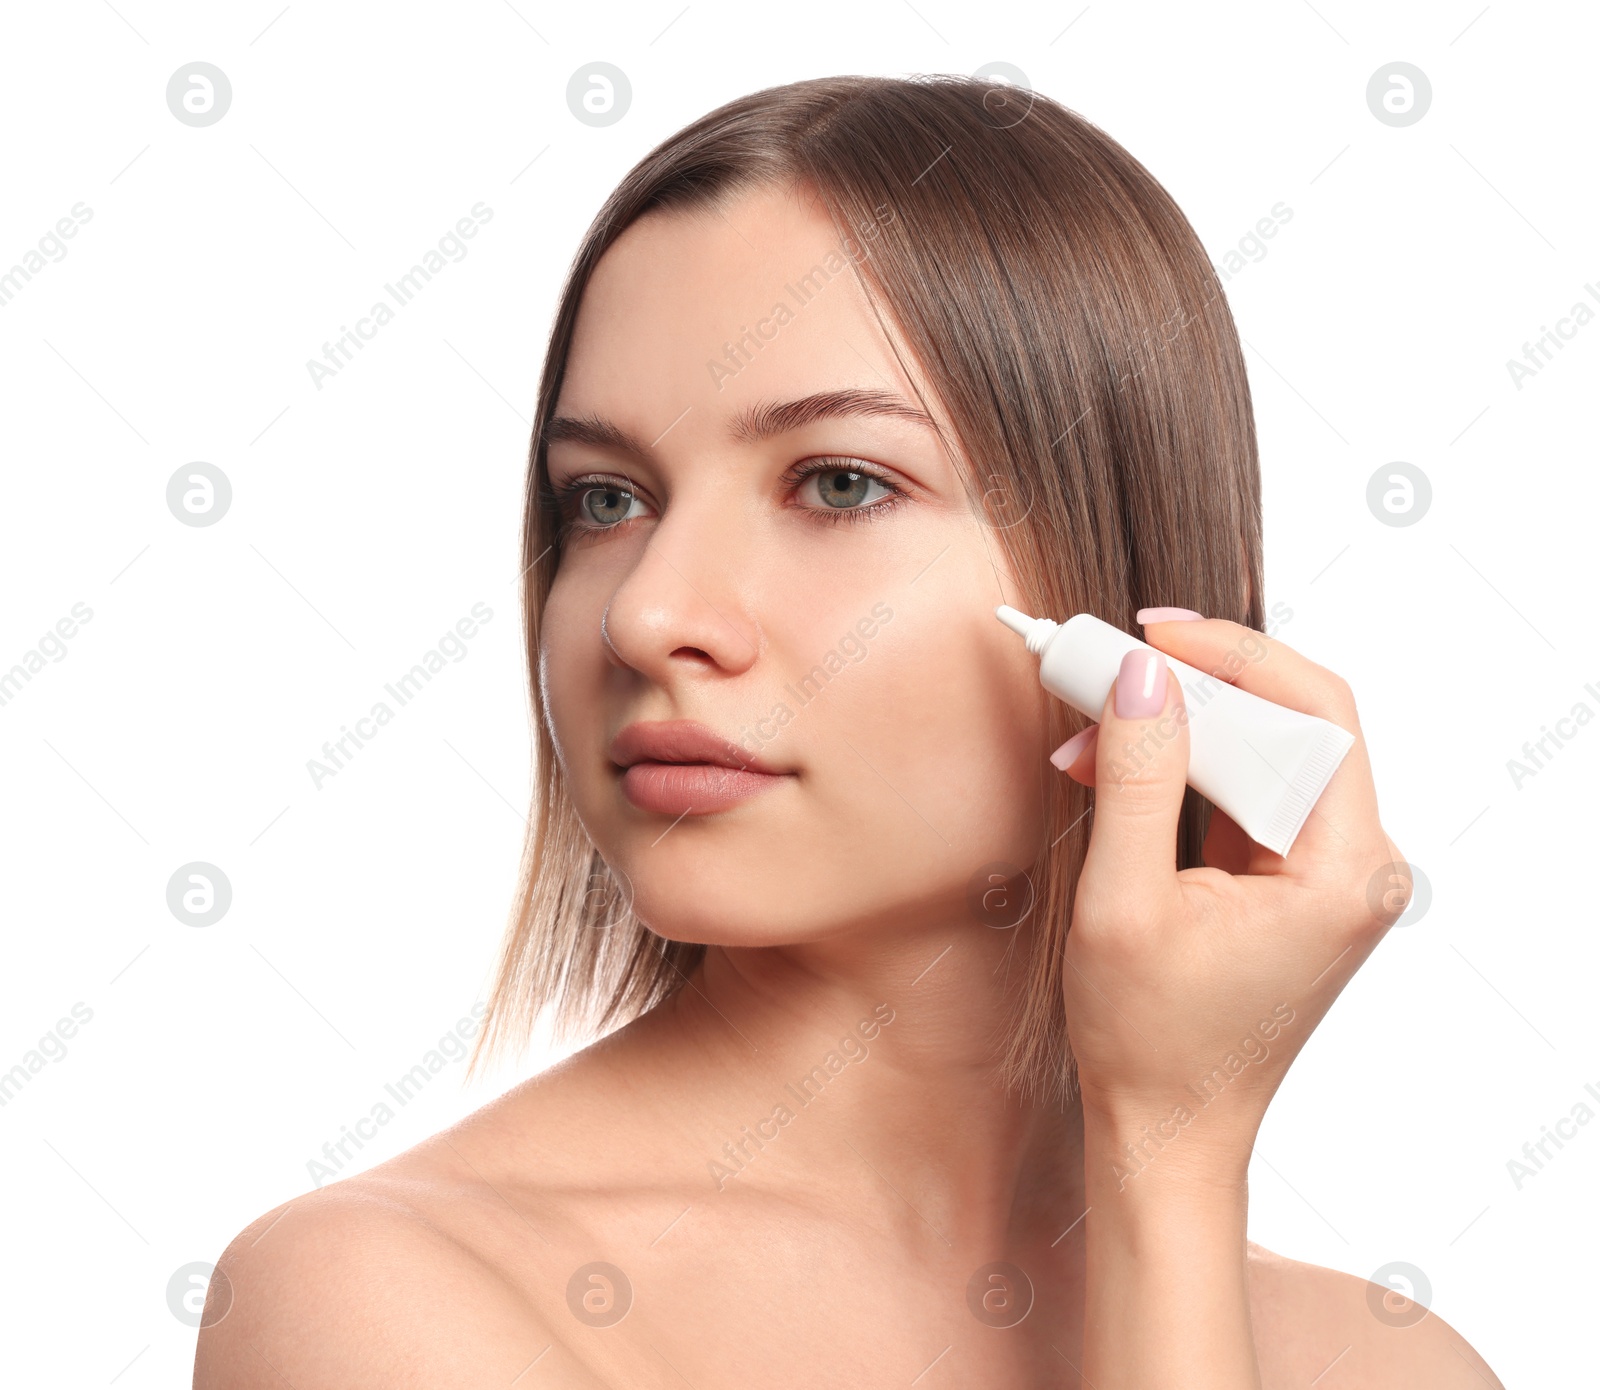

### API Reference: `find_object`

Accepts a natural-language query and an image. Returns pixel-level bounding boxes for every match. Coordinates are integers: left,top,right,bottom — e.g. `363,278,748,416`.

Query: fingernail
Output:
1049,724,1098,770
1115,649,1168,719
1137,606,1204,624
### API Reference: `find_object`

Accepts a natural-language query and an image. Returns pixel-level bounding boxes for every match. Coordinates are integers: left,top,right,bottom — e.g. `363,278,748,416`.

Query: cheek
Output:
790,592,1049,915
539,574,607,778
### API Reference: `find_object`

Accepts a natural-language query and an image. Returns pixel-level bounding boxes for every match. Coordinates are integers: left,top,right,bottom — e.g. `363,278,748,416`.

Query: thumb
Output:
1079,647,1190,912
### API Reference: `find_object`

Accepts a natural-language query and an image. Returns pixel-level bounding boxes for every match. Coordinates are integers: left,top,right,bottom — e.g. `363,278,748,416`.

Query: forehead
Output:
555,182,931,440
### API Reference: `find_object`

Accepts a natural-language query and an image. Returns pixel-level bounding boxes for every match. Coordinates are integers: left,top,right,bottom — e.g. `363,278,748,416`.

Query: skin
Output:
195,183,1504,1388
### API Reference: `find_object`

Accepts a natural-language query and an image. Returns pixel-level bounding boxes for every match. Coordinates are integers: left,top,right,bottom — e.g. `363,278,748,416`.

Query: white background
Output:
1,1,1594,1384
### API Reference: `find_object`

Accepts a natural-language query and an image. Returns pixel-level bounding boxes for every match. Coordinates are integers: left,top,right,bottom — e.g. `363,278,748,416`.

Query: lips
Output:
609,719,791,816
609,719,782,775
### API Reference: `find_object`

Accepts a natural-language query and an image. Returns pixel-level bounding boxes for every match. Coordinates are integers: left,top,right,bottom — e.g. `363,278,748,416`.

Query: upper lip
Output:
609,719,785,775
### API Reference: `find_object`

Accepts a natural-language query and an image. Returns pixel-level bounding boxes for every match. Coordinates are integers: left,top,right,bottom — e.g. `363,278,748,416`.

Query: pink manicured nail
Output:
1115,649,1168,719
1049,724,1098,770
1136,606,1204,624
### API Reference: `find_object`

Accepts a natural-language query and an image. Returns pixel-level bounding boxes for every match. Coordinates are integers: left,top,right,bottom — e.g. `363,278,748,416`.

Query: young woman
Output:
196,75,1502,1387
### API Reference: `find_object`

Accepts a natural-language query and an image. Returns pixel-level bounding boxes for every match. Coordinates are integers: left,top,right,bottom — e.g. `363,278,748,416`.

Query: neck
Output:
650,916,1087,1255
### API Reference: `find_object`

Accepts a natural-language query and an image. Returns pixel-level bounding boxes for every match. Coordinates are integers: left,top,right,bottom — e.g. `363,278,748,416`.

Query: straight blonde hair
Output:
468,74,1263,1107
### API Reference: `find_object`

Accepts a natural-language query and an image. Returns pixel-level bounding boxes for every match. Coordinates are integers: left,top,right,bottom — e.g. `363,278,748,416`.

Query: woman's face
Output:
542,181,1049,947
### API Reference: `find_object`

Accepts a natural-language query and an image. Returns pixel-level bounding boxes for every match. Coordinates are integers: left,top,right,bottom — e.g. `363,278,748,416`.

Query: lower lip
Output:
619,761,790,816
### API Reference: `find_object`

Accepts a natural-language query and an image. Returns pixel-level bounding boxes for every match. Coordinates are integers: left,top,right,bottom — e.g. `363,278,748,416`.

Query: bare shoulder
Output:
1247,1242,1505,1389
192,1177,575,1389
191,1041,646,1390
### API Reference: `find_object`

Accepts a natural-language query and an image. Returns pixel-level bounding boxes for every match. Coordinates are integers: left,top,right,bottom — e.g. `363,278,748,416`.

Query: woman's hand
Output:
1051,610,1410,1387
1055,612,1406,1174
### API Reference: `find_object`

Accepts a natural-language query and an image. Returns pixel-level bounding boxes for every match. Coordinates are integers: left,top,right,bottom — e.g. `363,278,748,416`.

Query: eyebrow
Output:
543,388,938,457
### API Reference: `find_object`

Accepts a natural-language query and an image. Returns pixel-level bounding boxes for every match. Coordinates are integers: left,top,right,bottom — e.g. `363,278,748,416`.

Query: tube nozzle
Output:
994,604,1036,637
995,604,1060,655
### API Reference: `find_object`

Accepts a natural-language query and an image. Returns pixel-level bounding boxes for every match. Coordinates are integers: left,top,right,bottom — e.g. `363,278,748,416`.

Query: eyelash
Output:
548,456,909,534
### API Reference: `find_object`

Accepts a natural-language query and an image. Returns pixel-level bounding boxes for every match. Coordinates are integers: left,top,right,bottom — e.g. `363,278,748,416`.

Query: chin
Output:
620,873,849,949
620,861,967,952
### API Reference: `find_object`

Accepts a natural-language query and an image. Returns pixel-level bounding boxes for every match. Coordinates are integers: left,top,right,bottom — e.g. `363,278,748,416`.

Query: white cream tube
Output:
996,606,1354,857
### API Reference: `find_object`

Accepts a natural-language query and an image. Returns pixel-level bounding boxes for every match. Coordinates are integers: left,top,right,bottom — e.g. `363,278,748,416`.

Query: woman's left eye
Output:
790,458,904,523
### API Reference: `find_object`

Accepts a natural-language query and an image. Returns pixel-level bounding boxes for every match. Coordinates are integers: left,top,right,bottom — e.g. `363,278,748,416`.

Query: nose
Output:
599,500,763,684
